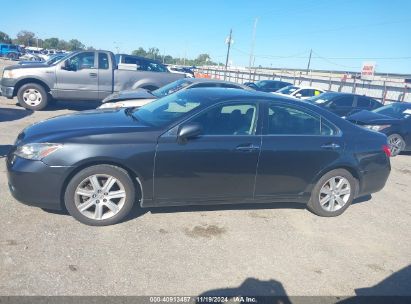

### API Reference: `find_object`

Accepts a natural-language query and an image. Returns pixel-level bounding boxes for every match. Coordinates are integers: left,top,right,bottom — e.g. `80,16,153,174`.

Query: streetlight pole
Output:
224,29,233,80
249,17,258,69
306,49,312,74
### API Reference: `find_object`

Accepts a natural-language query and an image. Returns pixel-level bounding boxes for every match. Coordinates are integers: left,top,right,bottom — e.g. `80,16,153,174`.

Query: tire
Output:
64,165,135,226
387,133,405,157
7,53,17,60
17,83,49,110
307,169,357,217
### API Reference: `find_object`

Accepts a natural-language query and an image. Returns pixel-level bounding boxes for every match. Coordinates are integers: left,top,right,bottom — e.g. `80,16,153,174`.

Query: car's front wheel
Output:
64,165,136,226
308,169,356,217
387,133,405,157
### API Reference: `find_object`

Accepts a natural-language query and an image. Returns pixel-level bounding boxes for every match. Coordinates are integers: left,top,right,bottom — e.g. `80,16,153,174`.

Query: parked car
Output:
167,65,195,78
276,85,325,100
7,88,391,226
308,92,383,117
18,53,43,62
244,80,292,92
115,54,169,74
0,43,22,60
18,53,68,66
99,78,252,109
347,102,411,156
0,50,184,110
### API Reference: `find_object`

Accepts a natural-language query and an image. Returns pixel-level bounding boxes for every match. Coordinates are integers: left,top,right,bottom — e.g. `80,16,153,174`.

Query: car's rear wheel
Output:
17,83,49,110
307,169,356,217
64,165,135,226
387,134,405,157
7,53,17,60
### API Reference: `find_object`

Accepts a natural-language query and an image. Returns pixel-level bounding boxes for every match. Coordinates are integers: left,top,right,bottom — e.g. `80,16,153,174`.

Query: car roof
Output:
176,87,298,104
320,91,379,99
187,78,249,88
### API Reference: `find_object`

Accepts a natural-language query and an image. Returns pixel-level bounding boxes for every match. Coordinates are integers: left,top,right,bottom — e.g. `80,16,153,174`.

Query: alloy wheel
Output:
74,174,127,220
388,134,404,156
319,176,351,212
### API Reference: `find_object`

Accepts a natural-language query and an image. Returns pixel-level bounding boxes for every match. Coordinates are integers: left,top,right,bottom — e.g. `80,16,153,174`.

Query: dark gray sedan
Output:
7,88,391,226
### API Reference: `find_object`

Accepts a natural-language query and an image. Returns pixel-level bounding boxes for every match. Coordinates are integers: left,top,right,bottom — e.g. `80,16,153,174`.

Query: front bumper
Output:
7,154,72,210
0,85,14,98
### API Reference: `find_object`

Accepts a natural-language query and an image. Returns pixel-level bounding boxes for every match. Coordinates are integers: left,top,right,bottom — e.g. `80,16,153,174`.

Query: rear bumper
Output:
357,158,391,197
7,154,71,210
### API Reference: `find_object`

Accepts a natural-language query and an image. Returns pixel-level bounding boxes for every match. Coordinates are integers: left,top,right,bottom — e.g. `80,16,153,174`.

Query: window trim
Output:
163,100,262,138
264,102,342,137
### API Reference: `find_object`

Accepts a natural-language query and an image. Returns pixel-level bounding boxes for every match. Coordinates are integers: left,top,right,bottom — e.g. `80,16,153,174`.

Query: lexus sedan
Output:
347,102,411,156
7,88,391,226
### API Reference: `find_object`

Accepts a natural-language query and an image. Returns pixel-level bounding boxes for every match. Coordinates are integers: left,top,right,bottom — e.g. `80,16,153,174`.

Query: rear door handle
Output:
321,143,341,150
236,144,260,152
89,72,97,77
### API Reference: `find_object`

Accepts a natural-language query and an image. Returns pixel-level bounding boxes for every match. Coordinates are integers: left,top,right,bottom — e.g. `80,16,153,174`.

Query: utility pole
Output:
306,49,312,74
224,29,233,80
249,18,258,69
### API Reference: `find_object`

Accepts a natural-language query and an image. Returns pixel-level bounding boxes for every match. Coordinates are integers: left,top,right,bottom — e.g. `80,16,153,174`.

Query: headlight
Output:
2,69,14,78
98,102,125,109
14,143,62,160
363,125,391,131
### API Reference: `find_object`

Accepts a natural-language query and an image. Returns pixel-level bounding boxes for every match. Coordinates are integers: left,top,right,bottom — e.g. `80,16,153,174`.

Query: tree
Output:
87,46,96,50
163,55,174,64
16,30,36,46
67,39,85,51
148,47,160,60
43,38,59,49
132,47,147,57
195,53,211,65
57,40,69,50
0,31,12,44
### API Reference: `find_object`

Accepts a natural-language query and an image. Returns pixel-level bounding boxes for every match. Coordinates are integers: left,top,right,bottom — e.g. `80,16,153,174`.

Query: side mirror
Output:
61,61,76,71
177,123,202,143
295,93,302,98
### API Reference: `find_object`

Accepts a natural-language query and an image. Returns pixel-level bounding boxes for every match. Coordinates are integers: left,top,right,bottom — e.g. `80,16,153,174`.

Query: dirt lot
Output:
0,59,410,297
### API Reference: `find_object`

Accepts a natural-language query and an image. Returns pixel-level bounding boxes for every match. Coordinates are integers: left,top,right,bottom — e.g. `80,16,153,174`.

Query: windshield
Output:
151,79,193,98
373,102,411,119
46,54,68,65
309,92,337,104
132,91,202,127
277,85,299,95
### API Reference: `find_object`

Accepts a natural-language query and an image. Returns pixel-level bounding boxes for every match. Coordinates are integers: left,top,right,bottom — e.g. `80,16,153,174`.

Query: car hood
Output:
102,88,155,103
17,109,155,144
346,110,401,125
4,63,49,70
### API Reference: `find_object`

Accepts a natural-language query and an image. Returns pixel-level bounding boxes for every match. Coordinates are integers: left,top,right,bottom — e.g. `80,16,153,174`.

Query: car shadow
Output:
0,144,13,158
46,100,102,111
196,277,291,304
121,201,306,224
0,107,33,122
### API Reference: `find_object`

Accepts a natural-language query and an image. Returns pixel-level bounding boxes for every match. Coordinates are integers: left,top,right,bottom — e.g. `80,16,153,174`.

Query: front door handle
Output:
236,144,260,152
321,143,341,150
89,72,97,77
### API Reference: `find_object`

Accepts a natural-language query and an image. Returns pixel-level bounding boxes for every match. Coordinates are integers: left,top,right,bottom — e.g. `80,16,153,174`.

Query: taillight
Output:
382,145,391,157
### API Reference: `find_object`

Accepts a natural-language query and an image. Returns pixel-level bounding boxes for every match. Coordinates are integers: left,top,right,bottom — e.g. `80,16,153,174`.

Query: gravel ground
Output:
0,60,410,297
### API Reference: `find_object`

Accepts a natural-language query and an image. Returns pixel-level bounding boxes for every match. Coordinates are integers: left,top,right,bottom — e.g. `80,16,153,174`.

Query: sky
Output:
1,0,410,74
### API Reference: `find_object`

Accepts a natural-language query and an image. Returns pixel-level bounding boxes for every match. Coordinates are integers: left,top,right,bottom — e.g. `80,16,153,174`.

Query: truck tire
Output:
7,53,17,60
17,83,49,111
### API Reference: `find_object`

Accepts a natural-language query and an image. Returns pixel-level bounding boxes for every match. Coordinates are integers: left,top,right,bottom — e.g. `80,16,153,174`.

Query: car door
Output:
55,51,99,100
154,101,262,205
97,52,113,99
255,102,343,201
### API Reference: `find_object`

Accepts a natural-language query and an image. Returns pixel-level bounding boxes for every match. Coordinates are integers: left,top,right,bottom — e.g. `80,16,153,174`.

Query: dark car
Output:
347,102,411,156
308,92,383,117
244,80,292,92
7,88,391,226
